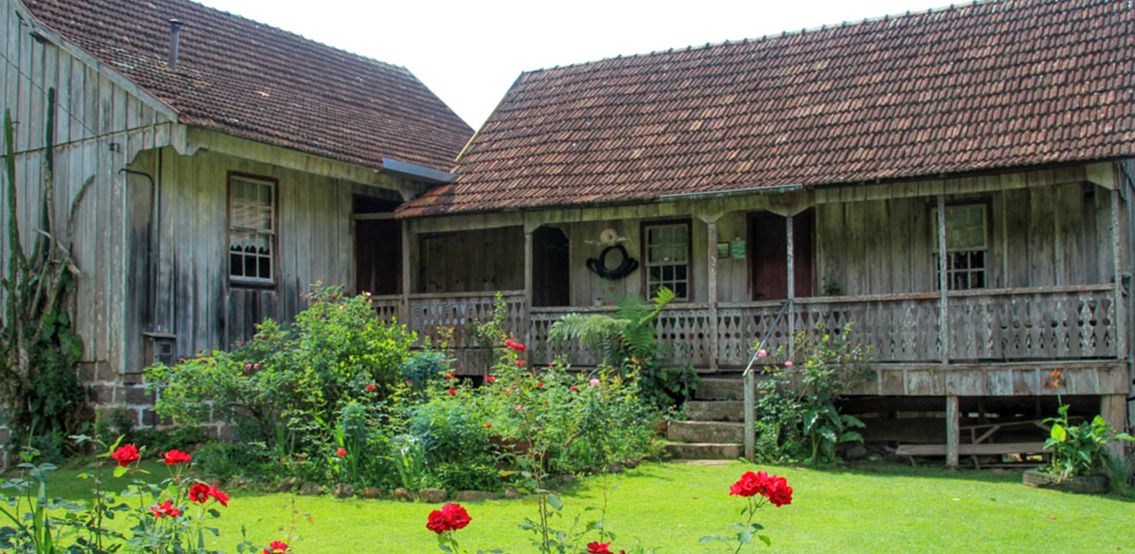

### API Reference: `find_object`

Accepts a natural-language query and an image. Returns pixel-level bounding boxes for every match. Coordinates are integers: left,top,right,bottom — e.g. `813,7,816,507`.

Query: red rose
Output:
516,360,526,367
263,540,290,554
149,500,180,518
162,450,193,465
485,376,496,383
504,339,516,349
765,475,793,507
484,423,492,429
111,444,139,467
587,541,614,554
536,382,543,387
336,447,346,457
426,509,450,534
441,503,471,530
208,484,230,507
729,471,766,497
365,384,377,390
447,388,457,396
570,386,579,391
188,482,210,503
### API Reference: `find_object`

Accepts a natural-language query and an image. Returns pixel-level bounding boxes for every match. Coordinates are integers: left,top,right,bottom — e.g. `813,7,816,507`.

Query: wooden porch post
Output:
946,395,960,468
786,214,796,359
524,226,535,365
401,219,412,328
937,195,949,364
1111,188,1128,360
707,218,719,371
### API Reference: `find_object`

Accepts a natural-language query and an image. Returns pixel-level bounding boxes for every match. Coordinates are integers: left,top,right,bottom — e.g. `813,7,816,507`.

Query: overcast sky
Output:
195,0,950,129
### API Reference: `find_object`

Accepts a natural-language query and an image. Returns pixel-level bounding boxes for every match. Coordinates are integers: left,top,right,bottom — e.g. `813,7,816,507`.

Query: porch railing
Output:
376,284,1119,371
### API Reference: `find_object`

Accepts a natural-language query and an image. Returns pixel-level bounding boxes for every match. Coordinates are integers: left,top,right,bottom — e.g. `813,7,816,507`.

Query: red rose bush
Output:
702,471,794,551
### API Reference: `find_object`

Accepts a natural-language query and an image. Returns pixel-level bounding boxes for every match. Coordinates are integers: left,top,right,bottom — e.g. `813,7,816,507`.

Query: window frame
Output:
640,219,693,302
227,172,279,288
931,202,990,291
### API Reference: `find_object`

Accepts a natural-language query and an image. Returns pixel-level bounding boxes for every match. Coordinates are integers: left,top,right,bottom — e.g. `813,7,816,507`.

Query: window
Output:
932,204,987,290
644,222,690,301
228,175,276,284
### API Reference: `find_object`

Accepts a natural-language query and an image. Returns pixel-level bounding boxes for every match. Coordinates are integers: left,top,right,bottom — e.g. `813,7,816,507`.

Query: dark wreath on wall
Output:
586,244,639,280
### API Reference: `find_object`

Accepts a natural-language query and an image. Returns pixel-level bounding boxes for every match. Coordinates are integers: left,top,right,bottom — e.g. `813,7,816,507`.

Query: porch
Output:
371,283,1129,398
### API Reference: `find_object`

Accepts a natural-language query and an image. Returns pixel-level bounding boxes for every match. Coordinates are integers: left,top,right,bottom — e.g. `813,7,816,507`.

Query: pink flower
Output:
253,363,260,370
244,363,252,370
784,360,793,367
589,378,600,387
757,349,768,357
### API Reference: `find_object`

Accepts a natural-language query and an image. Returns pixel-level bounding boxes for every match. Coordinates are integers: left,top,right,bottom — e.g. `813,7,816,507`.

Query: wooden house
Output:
390,0,1135,464
0,0,473,438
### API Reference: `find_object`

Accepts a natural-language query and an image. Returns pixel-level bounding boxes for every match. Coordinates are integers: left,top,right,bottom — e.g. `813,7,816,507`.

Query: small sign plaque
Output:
731,238,746,259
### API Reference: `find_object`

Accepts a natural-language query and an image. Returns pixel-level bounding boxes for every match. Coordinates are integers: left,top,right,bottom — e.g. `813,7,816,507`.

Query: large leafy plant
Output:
1044,403,1133,480
547,287,699,409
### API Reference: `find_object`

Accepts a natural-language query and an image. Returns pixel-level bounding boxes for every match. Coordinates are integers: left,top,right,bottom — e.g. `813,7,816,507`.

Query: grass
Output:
14,460,1134,553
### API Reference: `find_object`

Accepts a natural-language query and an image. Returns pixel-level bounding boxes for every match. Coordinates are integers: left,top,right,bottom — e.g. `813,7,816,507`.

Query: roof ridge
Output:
519,0,1031,77
178,0,411,74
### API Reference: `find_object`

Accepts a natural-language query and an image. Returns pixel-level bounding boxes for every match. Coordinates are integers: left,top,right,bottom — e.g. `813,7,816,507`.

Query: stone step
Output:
664,442,742,459
694,377,745,400
684,400,747,422
667,420,744,443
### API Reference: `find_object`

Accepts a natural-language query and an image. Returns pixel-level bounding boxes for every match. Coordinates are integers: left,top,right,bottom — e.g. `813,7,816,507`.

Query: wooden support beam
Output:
946,395,960,468
707,220,719,370
524,229,534,365
1101,394,1129,461
1111,188,1128,360
937,195,950,364
401,219,412,326
787,214,796,359
744,369,755,461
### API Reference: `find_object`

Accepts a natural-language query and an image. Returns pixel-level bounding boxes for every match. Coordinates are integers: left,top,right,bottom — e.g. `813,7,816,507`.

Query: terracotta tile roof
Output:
401,0,1135,217
24,0,473,172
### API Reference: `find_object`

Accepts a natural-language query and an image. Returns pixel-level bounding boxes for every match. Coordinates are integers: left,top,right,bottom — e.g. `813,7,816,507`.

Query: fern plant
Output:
548,287,698,409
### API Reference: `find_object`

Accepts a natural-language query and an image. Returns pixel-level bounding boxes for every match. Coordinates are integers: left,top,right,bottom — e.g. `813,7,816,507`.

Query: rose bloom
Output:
149,500,180,518
336,447,346,457
188,482,210,503
589,378,600,387
365,384,377,390
208,484,230,507
516,360,526,367
757,348,768,357
447,388,457,396
536,382,543,387
485,376,495,383
111,444,139,466
484,423,492,429
263,540,290,554
587,541,614,554
784,360,793,367
570,386,579,391
427,503,471,534
162,450,193,465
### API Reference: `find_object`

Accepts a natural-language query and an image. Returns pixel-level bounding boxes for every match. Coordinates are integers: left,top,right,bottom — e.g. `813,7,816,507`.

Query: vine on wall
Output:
1,90,93,453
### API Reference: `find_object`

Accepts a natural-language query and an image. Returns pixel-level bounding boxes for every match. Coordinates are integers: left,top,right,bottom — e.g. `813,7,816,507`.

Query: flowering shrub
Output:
0,436,282,554
701,471,794,551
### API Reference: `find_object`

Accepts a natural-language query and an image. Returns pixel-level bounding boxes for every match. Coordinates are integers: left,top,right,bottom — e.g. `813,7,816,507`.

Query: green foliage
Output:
754,322,872,463
1,106,92,453
146,283,416,448
1043,403,1134,480
548,287,699,410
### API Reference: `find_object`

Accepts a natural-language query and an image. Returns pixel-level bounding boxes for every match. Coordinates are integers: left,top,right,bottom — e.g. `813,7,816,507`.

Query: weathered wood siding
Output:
0,0,177,376
417,226,524,293
125,147,396,367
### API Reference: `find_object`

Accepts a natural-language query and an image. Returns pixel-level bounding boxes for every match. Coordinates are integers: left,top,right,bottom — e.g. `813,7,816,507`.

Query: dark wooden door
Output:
532,226,570,306
355,218,402,296
749,210,814,301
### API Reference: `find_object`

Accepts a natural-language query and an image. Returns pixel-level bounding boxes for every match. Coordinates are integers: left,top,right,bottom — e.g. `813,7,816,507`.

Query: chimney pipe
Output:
169,19,183,71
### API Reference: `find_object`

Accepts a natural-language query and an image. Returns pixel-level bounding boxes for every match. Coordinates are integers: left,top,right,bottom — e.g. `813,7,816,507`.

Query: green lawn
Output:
25,461,1135,553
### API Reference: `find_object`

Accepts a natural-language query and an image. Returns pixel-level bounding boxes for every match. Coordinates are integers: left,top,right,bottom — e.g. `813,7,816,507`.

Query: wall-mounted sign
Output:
731,238,746,259
717,242,731,258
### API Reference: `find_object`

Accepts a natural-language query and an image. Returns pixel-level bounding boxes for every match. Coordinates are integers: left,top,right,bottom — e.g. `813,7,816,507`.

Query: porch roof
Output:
23,0,474,172
400,0,1135,218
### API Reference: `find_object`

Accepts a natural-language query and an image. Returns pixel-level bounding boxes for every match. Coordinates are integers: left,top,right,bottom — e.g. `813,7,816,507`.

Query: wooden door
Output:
353,195,402,296
749,210,814,300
